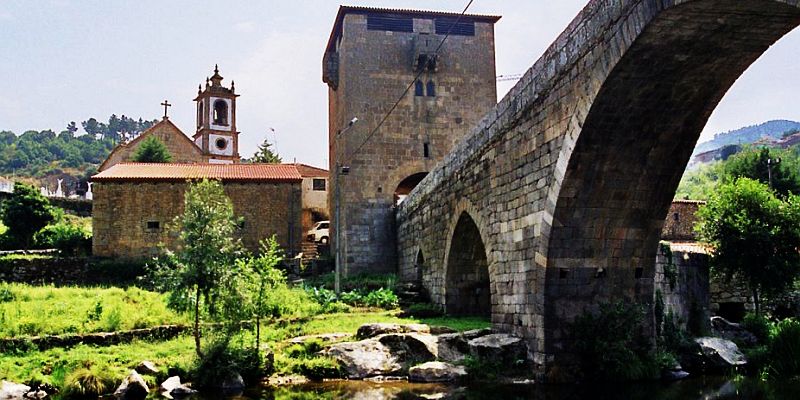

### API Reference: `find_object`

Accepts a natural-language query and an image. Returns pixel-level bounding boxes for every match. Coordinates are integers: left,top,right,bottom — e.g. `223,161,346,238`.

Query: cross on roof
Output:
161,100,172,119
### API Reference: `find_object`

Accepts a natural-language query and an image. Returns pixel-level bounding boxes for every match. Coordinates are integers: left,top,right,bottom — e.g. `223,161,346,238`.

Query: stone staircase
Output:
396,282,427,306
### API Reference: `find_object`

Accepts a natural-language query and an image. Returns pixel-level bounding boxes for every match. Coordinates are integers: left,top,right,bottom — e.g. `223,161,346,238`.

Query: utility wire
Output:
341,0,476,165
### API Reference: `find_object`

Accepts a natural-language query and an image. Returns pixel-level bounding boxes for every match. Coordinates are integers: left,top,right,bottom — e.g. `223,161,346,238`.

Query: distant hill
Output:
693,120,800,155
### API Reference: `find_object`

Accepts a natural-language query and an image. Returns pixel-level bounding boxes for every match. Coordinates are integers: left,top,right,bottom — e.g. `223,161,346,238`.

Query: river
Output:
194,376,800,399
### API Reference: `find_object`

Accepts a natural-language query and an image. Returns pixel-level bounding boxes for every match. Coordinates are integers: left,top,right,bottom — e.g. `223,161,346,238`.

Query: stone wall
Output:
92,180,302,259
0,257,144,286
326,10,499,275
655,243,710,334
661,200,704,241
99,119,205,171
396,0,800,375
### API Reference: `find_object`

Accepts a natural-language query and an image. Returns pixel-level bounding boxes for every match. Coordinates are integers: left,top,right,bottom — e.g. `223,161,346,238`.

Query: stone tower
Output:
194,65,240,164
323,6,500,275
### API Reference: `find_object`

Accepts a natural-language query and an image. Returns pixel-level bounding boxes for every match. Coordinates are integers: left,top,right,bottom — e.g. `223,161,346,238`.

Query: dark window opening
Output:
635,267,644,279
197,101,204,127
215,138,227,150
312,178,326,191
559,268,568,279
414,80,424,96
423,143,430,158
394,172,428,206
367,14,413,32
146,221,160,230
426,81,436,97
435,18,475,36
416,54,437,72
213,100,229,126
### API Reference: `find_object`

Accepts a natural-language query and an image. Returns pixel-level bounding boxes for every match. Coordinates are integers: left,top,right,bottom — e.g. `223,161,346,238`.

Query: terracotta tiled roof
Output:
98,119,203,172
289,163,328,178
92,163,302,182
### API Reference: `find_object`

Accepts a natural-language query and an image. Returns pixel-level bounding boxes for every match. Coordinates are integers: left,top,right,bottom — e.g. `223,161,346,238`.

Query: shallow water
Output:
194,376,800,400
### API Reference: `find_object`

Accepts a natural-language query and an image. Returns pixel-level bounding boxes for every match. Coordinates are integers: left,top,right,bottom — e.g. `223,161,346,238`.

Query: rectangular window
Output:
367,14,413,33
312,178,326,191
146,221,160,230
423,143,430,158
435,18,475,36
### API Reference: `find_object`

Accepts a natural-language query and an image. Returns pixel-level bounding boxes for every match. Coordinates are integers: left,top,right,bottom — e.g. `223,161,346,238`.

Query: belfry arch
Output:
444,212,490,317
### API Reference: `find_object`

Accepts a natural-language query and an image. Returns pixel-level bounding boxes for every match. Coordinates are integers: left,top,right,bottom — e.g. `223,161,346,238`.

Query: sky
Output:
1,0,800,169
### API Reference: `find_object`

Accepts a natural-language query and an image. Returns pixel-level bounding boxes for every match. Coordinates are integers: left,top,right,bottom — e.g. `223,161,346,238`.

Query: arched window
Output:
414,80,424,97
213,100,228,126
426,80,436,97
197,101,204,127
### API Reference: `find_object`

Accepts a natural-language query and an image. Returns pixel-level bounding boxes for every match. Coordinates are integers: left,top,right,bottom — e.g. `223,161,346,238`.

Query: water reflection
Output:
191,376,800,400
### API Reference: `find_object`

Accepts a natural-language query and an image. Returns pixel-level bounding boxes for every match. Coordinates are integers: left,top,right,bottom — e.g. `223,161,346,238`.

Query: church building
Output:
92,67,314,259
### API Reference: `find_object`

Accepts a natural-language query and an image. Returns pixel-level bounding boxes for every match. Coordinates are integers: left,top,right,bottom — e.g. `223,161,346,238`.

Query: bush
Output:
363,288,399,309
765,319,800,378
570,301,658,381
34,222,91,256
742,313,772,343
62,366,116,399
404,302,444,318
306,286,398,310
191,338,264,389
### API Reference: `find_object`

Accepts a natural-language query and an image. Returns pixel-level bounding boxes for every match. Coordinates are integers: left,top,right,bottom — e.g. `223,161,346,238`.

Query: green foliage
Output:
0,284,189,338
34,221,91,256
305,286,399,310
62,366,116,399
247,138,282,163
190,337,263,389
697,178,800,313
461,355,504,381
765,319,800,378
659,242,678,290
304,272,397,293
742,313,773,343
404,302,444,318
155,179,248,355
132,136,173,163
2,183,55,249
571,301,658,381
654,290,665,339
362,288,399,309
278,339,342,380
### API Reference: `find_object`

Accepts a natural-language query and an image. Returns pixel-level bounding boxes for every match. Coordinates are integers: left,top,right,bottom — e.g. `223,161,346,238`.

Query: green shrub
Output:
405,302,444,318
291,356,342,381
62,366,116,399
363,288,399,309
766,318,800,378
191,338,264,388
570,301,658,381
0,284,15,303
34,222,91,256
742,313,772,343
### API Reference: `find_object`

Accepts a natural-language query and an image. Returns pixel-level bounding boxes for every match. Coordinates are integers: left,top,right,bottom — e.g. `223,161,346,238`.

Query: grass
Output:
0,253,54,261
303,272,398,292
0,283,190,338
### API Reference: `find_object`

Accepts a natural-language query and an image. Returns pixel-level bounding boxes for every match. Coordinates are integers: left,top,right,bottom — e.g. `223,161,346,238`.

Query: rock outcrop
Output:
408,361,467,382
356,323,430,340
113,370,149,400
682,337,747,373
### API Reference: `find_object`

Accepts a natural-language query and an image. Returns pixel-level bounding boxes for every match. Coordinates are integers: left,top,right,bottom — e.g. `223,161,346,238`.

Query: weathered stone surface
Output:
467,334,527,365
356,323,430,340
288,333,350,344
135,360,159,375
219,373,245,393
436,329,492,363
408,361,467,383
393,0,800,376
0,381,30,400
682,337,747,373
159,376,196,399
113,370,149,400
326,333,438,379
711,316,758,346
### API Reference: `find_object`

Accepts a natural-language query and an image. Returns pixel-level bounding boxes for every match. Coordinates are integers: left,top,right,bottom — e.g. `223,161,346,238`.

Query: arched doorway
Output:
415,250,426,284
394,172,428,206
445,212,490,317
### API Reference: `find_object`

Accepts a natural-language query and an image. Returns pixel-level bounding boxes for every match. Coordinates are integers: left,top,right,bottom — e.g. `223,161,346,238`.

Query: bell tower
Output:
194,65,240,163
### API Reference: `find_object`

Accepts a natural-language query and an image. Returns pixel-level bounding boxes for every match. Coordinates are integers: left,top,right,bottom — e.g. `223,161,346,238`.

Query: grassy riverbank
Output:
0,283,489,392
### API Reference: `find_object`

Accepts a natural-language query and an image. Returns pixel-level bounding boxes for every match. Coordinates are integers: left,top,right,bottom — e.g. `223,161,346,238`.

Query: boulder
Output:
326,337,401,378
408,361,467,382
219,373,245,393
326,333,438,379
159,376,196,399
0,381,30,400
682,337,747,373
287,333,350,344
356,323,430,340
710,316,758,346
135,360,159,375
113,370,149,400
467,333,527,365
437,328,493,363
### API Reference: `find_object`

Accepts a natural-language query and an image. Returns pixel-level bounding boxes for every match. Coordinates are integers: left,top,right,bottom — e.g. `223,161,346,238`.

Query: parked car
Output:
307,220,330,244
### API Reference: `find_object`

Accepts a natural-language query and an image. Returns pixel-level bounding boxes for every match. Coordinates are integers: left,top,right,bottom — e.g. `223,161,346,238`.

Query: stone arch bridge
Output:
395,0,800,374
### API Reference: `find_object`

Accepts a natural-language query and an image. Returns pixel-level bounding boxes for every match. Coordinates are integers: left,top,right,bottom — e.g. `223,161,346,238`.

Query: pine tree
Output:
132,136,173,163
249,139,282,163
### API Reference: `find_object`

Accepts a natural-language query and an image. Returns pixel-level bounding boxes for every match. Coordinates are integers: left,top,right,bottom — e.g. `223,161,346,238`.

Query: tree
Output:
160,180,247,356
132,136,173,163
249,139,282,163
247,236,284,354
2,183,55,249
722,147,800,195
697,178,800,314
